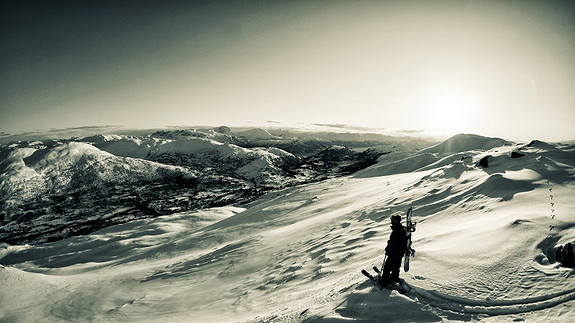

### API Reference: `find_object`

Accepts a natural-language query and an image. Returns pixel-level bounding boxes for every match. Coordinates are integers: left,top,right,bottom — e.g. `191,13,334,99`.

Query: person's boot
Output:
378,275,390,287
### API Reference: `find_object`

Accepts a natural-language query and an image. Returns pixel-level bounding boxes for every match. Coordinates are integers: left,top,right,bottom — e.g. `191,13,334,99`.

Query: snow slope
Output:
354,132,512,177
1,135,575,322
420,133,511,154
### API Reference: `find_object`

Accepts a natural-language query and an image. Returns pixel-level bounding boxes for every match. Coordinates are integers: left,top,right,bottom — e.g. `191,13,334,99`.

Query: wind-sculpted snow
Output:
407,284,575,315
1,132,574,322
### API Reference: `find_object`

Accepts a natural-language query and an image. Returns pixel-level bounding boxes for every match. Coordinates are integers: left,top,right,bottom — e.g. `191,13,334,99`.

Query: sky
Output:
1,0,574,141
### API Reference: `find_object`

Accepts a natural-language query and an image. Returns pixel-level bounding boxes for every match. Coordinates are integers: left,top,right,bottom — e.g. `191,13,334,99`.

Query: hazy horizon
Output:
2,1,574,141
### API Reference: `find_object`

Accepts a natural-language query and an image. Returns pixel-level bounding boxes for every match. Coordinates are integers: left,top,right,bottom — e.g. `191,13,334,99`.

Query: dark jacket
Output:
385,222,408,259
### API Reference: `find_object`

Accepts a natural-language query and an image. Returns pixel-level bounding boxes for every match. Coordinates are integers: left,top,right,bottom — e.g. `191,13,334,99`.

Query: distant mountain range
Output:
0,126,436,244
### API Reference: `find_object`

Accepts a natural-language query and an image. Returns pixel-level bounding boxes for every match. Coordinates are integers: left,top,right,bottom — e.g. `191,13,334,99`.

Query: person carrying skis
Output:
379,214,408,286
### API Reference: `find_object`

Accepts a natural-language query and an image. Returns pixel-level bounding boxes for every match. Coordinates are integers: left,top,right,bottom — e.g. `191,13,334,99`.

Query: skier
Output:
379,214,408,286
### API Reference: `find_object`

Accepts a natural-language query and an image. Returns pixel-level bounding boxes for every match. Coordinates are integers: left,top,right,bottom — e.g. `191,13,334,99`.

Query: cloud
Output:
395,129,425,134
312,123,385,132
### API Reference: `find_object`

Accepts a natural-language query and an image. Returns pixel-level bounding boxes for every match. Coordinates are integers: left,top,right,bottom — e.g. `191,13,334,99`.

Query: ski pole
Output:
380,254,387,273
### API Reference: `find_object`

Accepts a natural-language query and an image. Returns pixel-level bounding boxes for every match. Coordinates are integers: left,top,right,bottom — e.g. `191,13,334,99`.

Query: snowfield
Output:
1,134,575,322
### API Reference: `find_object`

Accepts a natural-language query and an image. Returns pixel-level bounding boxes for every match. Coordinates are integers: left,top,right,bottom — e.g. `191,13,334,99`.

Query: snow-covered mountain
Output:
0,127,425,244
1,131,574,322
419,133,511,154
355,133,513,177
0,141,201,244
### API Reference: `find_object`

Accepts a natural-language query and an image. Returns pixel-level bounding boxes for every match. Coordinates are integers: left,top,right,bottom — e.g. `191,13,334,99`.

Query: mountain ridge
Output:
0,127,436,244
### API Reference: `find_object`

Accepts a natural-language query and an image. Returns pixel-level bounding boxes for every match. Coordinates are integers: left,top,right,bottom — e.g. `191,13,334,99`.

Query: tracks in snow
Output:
403,283,575,315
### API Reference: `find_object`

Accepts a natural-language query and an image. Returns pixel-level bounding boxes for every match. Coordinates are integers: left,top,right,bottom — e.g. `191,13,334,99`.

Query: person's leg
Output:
380,258,393,285
389,257,402,283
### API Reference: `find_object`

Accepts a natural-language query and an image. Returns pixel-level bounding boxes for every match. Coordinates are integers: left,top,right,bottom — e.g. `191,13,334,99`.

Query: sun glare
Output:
433,83,466,124
416,81,486,136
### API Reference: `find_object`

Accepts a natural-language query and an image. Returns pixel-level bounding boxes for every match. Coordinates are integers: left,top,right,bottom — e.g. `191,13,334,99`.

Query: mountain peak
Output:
421,133,511,154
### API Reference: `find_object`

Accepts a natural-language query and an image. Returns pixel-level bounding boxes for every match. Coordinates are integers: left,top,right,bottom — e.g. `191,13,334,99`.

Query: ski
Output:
361,269,409,294
404,206,416,272
361,269,383,290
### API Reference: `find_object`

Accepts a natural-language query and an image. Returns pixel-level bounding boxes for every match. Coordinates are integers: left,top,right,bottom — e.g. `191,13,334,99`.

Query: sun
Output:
432,83,466,125
418,81,486,136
